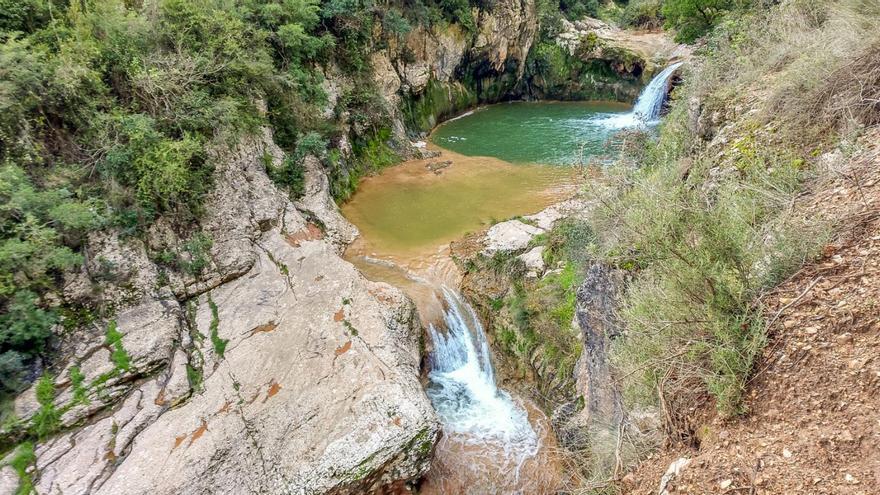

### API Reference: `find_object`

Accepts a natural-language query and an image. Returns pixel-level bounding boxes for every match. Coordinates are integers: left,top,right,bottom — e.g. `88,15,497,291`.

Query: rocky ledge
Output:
11,129,439,495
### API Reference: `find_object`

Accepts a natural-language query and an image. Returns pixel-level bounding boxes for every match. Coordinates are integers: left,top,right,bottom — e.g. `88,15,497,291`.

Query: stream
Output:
341,65,680,493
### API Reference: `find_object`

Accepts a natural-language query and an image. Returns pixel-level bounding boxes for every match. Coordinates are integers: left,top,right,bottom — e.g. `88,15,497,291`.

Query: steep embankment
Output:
449,1,880,492
627,130,880,495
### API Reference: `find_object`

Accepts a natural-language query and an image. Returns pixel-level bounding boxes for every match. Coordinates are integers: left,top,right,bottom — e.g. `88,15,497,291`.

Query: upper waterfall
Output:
591,61,684,129
632,61,684,122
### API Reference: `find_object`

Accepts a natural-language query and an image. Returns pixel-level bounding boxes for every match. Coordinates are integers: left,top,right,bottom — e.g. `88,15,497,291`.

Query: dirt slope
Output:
624,130,880,494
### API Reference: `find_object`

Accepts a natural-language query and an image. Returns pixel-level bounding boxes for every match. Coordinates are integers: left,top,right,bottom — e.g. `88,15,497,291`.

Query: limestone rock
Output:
574,263,626,426
471,0,538,78
372,52,402,106
294,155,359,251
80,230,439,495
30,127,438,495
518,246,546,277
524,199,586,230
399,26,469,91
0,466,17,495
66,230,160,306
482,220,545,255
659,457,691,495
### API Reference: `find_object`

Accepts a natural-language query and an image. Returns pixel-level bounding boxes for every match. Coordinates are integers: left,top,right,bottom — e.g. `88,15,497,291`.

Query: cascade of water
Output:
591,61,684,129
426,287,538,477
632,61,684,122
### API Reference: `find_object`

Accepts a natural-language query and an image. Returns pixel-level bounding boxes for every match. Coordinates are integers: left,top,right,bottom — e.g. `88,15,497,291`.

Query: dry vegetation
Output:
582,0,880,470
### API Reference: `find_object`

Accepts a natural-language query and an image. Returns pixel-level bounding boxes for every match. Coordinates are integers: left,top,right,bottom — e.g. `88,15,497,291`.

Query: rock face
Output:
573,263,626,426
482,220,545,255
470,0,538,78
528,17,689,102
24,129,439,495
379,0,538,133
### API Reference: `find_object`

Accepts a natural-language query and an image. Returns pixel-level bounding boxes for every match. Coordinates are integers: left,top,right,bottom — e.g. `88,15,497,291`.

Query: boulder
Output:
517,246,546,277
482,220,545,255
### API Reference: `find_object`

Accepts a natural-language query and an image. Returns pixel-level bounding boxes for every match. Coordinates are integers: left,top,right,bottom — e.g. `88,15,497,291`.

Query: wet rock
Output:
425,160,452,174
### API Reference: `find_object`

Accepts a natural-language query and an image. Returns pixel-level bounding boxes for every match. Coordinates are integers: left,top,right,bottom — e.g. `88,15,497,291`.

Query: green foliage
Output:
402,79,478,132
31,374,59,439
180,232,213,277
559,0,599,20
381,8,412,38
186,364,203,391
330,128,400,202
69,366,88,405
620,0,664,29
662,0,749,43
105,320,131,372
592,101,828,416
208,297,227,358
7,441,36,495
266,132,326,200
0,352,26,396
543,218,596,269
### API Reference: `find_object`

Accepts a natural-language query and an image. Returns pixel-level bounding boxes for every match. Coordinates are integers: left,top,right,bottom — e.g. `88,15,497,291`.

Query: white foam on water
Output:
589,61,684,130
426,288,539,481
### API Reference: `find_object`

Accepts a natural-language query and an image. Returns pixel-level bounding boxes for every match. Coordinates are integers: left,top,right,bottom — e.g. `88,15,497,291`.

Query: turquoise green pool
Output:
430,101,632,165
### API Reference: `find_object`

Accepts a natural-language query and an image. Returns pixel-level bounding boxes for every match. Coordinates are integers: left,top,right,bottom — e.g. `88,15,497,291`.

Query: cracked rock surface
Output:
27,129,439,495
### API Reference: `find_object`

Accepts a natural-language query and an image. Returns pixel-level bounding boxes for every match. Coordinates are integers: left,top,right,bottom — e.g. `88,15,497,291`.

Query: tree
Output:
662,0,744,43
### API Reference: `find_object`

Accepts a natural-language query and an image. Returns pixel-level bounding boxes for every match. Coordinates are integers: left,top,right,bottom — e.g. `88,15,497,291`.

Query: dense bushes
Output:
592,116,826,417
0,0,418,397
587,0,879,428
661,0,749,42
619,0,664,29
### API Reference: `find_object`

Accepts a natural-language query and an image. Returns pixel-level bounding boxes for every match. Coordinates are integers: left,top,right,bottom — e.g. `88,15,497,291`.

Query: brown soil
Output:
624,130,880,494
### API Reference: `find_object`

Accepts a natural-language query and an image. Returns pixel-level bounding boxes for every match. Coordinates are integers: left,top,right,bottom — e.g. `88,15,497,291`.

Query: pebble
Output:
783,448,793,458
720,479,733,489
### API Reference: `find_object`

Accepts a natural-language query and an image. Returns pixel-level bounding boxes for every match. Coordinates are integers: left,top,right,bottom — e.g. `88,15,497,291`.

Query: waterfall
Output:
592,61,683,129
632,61,684,122
426,287,539,478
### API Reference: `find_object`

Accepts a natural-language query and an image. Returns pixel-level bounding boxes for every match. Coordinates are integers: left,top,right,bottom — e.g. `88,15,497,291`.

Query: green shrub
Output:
662,0,745,43
69,366,88,405
31,374,59,439
208,297,227,358
180,233,213,277
591,104,828,417
105,320,131,372
559,0,599,20
620,0,663,29
8,441,36,495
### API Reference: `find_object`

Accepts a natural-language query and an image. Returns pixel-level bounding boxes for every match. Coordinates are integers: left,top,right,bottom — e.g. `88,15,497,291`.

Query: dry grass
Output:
584,0,877,450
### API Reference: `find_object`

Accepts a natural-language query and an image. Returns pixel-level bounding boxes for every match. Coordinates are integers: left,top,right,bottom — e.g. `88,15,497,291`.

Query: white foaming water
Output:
592,61,684,129
426,288,539,478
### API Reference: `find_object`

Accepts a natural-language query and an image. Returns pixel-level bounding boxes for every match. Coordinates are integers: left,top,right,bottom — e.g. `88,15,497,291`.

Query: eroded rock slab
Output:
31,128,439,495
